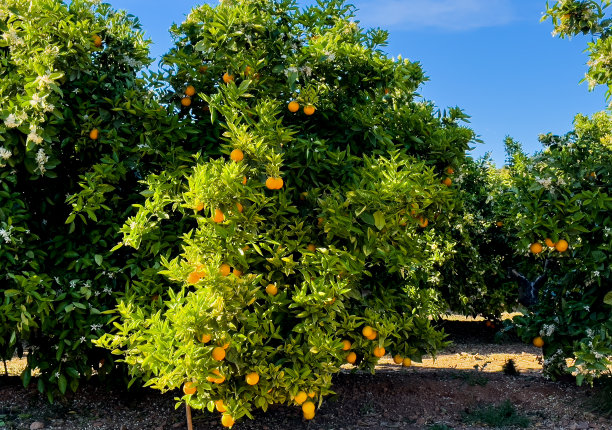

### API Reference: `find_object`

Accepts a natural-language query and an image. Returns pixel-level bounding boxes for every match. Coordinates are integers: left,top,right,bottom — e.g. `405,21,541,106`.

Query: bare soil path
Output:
1,318,610,430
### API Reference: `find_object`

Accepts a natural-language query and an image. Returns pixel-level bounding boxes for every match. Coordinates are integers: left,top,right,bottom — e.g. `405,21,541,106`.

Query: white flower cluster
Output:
28,126,43,145
536,177,552,189
0,225,13,243
0,146,11,168
35,148,48,174
540,323,556,337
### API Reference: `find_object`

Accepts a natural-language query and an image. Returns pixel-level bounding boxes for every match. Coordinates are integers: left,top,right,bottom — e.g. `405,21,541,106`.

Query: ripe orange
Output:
181,97,191,107
207,369,225,384
341,340,351,351
288,101,300,112
373,346,385,357
221,414,234,428
232,269,242,278
185,85,196,97
213,208,225,223
242,176,247,185
92,34,102,47
530,242,543,254
302,401,315,416
183,382,197,395
303,410,315,420
187,271,203,285
362,325,375,338
195,202,204,212
245,372,260,385
308,391,316,398
265,177,283,190
346,351,357,364
307,243,316,252
266,284,278,296
446,166,455,175
236,202,244,213
200,333,211,343
223,72,234,84
89,128,99,140
545,238,556,248
212,346,226,361
496,221,503,227
303,105,316,116
215,399,227,413
294,391,308,405
402,357,412,367
418,217,428,228
393,355,403,364
555,239,568,252
198,65,208,74
533,336,544,348
442,177,452,187
317,217,324,227
219,263,231,277
230,148,244,162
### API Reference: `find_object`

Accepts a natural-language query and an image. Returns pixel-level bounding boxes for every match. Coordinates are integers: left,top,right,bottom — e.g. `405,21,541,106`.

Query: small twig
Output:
186,403,193,430
3,359,8,377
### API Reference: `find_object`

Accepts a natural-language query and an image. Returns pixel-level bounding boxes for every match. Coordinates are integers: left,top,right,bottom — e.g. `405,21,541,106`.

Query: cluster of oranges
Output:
288,100,315,116
342,326,413,367
442,166,454,187
530,238,569,254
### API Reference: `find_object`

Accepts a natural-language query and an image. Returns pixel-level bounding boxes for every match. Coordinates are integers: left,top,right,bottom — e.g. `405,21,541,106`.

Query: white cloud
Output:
351,0,517,31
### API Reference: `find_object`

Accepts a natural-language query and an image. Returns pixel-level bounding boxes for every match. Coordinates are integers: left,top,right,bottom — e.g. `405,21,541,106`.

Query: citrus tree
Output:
0,0,199,399
507,113,612,384
97,0,476,426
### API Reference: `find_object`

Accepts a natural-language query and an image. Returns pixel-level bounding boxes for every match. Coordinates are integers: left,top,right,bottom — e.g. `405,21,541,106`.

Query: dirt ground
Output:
1,318,610,430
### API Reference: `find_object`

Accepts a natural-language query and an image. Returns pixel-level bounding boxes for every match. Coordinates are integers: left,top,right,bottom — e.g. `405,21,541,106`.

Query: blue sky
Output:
111,0,607,166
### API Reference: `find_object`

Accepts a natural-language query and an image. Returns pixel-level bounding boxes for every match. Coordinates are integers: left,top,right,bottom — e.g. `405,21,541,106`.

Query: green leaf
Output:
58,374,67,394
373,211,385,230
604,291,612,306
94,254,103,266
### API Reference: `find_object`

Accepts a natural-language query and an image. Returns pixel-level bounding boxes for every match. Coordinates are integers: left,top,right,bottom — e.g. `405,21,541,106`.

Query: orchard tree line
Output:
0,0,610,426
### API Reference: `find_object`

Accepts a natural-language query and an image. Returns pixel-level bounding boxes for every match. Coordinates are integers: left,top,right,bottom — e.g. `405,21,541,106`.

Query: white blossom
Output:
0,226,13,243
0,147,11,161
28,129,43,145
3,114,20,128
35,148,48,173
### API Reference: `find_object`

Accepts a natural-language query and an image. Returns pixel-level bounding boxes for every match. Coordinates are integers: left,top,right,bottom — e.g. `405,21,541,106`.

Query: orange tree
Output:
435,153,518,319
97,0,476,425
506,113,612,384
0,0,200,398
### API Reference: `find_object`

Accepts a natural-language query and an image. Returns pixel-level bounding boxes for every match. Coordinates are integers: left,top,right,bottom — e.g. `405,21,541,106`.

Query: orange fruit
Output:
346,351,357,364
530,242,543,254
233,269,242,278
244,66,252,75
555,239,568,252
384,88,389,94
442,177,452,187
183,382,197,395
418,217,428,228
294,391,308,405
89,128,99,140
341,340,351,351
361,326,375,338
185,85,196,97
236,202,243,213
303,105,315,116
181,97,191,107
187,271,203,285
212,346,226,361
307,243,316,252
219,263,231,277
215,399,227,413
198,65,208,74
230,148,244,162
317,217,324,227
496,221,503,227
195,202,204,212
545,238,555,248
223,72,234,83
373,346,385,357
302,401,315,416
92,34,102,47
245,372,259,385
200,333,211,343
402,357,412,367
266,284,278,296
242,176,247,185
207,369,225,383
288,101,300,112
221,414,234,428
533,336,544,348
393,355,403,364
446,167,455,175
266,177,284,190
213,208,225,223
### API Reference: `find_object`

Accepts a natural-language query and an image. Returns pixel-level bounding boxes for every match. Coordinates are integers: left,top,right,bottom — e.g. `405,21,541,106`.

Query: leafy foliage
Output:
96,0,476,425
